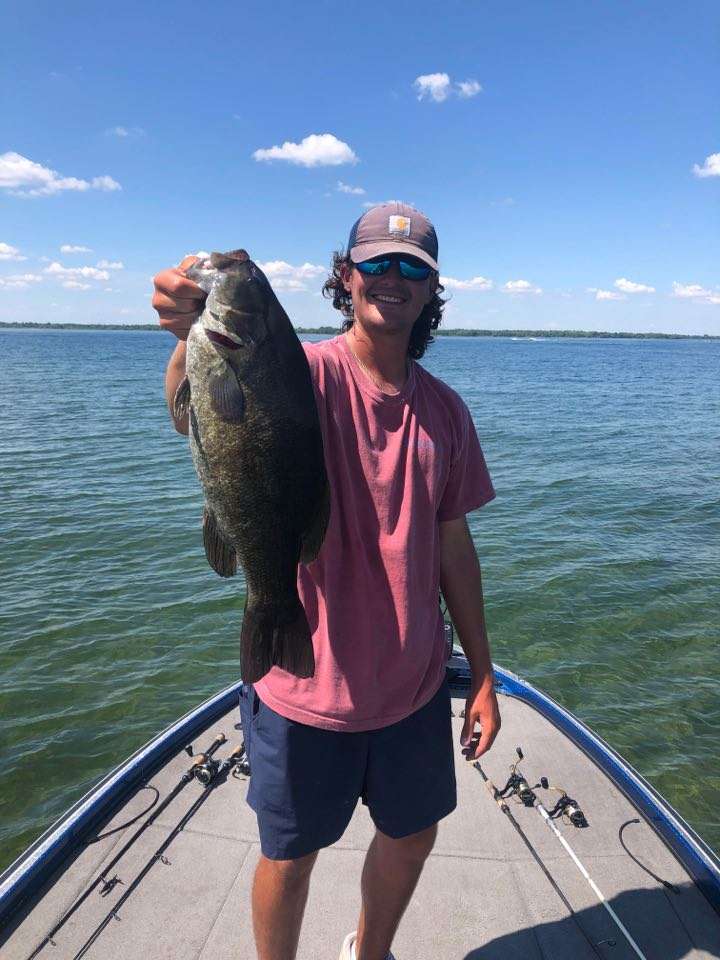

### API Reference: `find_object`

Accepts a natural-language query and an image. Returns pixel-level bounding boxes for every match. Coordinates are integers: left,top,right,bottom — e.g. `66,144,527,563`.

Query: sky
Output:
1,0,718,335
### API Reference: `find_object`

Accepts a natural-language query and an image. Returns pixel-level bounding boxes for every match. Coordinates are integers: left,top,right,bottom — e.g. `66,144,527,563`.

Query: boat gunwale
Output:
447,656,720,916
0,680,244,929
2,658,720,932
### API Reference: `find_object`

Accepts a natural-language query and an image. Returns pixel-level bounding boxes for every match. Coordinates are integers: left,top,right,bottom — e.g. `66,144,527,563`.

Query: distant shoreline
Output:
0,321,717,341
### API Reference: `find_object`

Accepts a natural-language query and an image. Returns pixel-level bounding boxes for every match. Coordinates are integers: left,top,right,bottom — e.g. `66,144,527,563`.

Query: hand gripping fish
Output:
174,250,330,683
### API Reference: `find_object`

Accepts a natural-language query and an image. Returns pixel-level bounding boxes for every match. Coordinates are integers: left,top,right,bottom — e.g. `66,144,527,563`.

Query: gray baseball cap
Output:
347,202,439,271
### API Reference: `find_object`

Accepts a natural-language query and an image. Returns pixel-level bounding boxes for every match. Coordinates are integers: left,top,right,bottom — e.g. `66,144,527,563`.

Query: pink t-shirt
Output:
253,334,495,731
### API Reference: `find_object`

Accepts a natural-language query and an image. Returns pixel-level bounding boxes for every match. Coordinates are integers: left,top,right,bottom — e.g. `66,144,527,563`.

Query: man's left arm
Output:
439,515,501,759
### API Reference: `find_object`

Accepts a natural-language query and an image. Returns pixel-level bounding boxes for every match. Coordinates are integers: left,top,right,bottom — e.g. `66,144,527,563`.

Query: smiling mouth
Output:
371,293,406,304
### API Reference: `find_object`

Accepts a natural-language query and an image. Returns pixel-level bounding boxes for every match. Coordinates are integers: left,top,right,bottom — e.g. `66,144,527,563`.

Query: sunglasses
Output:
354,254,432,282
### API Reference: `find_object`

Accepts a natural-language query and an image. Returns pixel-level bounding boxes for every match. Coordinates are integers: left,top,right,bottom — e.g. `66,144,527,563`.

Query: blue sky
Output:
1,0,718,334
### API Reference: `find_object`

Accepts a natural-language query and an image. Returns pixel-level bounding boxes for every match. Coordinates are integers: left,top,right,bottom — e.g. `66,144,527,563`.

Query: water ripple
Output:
1,330,719,867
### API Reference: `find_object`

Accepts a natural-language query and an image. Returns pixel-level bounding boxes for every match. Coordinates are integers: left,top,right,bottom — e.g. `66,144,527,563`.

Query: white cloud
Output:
692,153,720,178
337,180,365,195
44,261,110,281
253,133,358,167
106,126,145,138
257,260,325,292
672,281,720,305
457,79,482,98
614,277,655,294
671,282,710,299
0,152,121,197
592,289,625,301
258,260,325,279
362,198,402,209
0,273,42,288
440,275,493,291
97,259,124,269
60,244,92,253
62,280,92,290
503,279,542,294
91,175,121,192
490,197,515,207
0,242,26,261
414,73,452,102
414,73,482,102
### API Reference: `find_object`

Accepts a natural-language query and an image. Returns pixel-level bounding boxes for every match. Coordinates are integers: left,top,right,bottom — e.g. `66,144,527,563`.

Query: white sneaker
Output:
338,931,396,960
338,932,356,960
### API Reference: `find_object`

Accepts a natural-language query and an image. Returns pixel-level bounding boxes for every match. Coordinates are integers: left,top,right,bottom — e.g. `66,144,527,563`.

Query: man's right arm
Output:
152,256,207,436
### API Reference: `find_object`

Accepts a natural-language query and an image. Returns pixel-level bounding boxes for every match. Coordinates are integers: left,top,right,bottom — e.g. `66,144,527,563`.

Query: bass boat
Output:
2,643,720,959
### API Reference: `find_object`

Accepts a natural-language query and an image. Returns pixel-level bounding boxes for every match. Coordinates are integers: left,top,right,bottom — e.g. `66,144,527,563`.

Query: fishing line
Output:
618,819,678,892
24,732,227,960
88,786,160,843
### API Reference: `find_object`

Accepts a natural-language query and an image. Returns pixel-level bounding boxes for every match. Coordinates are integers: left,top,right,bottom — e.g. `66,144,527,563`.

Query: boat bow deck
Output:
3,690,720,959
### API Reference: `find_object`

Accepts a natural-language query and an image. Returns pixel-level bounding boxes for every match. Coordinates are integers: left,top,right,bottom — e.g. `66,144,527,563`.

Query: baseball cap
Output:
346,202,439,271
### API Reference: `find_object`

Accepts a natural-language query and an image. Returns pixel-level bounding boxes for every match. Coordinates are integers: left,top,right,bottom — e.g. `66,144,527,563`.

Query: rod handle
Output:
484,777,509,812
206,733,227,753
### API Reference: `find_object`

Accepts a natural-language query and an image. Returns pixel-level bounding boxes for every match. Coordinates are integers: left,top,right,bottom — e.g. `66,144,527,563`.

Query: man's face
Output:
342,257,437,337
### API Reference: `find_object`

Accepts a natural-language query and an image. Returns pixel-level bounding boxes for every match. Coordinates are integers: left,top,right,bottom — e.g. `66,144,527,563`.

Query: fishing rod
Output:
474,759,605,959
72,743,245,960
25,732,228,960
479,747,649,960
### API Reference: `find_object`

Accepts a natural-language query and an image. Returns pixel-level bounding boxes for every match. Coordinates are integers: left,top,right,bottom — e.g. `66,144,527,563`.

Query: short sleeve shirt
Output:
253,334,495,730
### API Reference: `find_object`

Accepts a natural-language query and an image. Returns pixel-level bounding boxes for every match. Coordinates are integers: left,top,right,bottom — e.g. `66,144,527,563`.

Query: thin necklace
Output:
347,329,409,395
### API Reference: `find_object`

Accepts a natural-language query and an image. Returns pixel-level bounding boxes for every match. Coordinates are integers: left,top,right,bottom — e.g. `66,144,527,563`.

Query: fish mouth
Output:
205,328,243,350
202,310,246,350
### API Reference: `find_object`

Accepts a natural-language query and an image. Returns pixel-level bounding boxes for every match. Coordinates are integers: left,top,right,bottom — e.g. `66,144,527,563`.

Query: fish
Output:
173,250,330,683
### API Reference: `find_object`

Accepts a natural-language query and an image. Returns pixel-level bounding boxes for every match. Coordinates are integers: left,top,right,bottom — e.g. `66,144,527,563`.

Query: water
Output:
1,329,719,870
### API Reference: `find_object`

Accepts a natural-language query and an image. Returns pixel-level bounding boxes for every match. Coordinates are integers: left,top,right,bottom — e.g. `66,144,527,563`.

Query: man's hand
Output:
460,676,501,760
152,256,206,340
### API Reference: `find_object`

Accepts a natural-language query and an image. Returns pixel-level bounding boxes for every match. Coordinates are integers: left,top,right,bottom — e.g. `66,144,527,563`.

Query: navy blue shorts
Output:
238,677,457,861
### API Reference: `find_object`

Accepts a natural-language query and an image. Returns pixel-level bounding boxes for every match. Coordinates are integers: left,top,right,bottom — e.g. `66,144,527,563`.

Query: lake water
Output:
1,329,719,870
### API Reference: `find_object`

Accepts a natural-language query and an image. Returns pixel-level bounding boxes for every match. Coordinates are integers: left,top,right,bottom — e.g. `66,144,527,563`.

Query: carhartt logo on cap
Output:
388,215,411,237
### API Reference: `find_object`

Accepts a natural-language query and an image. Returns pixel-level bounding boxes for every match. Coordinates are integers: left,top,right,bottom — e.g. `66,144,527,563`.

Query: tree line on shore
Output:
0,321,717,340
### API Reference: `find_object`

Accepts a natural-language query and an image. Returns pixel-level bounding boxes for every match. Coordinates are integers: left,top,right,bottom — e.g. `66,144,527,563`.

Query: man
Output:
152,202,500,960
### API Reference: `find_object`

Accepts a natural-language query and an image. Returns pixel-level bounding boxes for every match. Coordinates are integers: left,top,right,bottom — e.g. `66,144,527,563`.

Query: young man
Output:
152,203,500,960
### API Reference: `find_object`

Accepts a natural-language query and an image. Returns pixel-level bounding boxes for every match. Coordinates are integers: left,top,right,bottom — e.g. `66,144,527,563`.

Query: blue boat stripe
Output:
3,663,720,927
0,680,244,927
448,658,720,916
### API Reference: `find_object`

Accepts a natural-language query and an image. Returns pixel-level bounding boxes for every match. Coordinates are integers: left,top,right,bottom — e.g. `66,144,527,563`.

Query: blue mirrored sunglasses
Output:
354,254,432,281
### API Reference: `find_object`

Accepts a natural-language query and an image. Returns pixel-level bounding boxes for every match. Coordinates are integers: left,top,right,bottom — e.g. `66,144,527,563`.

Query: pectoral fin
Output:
299,483,331,564
173,376,191,419
209,368,245,422
203,507,238,577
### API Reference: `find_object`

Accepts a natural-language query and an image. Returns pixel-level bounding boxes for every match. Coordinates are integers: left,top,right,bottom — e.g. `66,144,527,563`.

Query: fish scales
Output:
176,250,330,682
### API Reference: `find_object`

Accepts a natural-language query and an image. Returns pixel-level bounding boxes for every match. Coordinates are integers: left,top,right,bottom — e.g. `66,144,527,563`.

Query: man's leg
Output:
355,823,438,960
252,849,319,960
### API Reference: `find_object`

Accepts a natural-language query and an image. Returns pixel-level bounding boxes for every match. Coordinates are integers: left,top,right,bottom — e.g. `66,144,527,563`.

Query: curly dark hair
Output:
321,251,447,360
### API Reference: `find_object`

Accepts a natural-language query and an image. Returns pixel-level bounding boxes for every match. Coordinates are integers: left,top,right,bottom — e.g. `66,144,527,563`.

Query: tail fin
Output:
240,595,315,683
